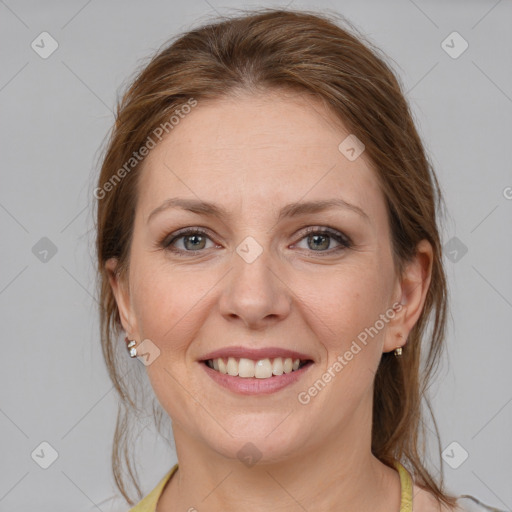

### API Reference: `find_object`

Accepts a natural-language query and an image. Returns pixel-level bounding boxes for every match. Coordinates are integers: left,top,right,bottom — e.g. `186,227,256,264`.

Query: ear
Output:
105,258,139,340
383,239,433,353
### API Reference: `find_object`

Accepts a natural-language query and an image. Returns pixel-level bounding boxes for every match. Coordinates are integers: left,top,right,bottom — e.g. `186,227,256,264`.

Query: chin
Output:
201,413,309,465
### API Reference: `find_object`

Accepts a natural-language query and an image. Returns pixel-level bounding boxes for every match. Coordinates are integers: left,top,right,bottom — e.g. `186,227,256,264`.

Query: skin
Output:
107,89,438,511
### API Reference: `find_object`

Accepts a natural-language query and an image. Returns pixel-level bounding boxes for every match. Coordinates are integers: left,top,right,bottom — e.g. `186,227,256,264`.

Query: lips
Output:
201,350,314,395
200,347,314,380
201,346,314,362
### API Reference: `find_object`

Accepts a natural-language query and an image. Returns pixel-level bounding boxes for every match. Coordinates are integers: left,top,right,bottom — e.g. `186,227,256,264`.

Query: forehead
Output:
137,90,383,222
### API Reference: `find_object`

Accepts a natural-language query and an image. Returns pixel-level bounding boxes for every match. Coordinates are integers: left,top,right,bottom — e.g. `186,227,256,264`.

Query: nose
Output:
218,239,292,330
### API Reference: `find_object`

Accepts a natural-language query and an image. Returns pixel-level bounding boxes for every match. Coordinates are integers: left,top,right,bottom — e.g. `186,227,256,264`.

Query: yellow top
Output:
129,460,413,512
129,464,178,512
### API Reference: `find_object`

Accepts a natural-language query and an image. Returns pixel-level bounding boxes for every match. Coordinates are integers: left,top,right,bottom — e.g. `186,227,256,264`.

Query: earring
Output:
394,333,405,356
126,337,137,358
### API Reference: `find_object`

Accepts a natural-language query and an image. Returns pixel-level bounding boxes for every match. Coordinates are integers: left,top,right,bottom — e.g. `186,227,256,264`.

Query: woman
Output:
95,8,492,512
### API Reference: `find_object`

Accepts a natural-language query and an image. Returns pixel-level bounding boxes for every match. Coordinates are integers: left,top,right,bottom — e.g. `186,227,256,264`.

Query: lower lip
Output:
201,362,313,395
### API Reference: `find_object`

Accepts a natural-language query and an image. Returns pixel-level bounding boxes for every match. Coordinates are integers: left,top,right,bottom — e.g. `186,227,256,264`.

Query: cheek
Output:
129,257,212,356
305,261,390,347
300,264,392,412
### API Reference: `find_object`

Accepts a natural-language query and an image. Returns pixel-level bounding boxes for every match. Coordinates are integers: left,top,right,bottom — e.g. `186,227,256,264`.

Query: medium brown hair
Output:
95,7,456,507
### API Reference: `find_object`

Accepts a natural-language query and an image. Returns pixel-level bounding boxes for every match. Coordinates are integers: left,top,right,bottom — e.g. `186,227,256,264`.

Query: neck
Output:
158,412,401,512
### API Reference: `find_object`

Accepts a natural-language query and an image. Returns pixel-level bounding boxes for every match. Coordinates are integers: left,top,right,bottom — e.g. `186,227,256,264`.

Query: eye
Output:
293,226,351,254
160,228,216,255
160,226,352,257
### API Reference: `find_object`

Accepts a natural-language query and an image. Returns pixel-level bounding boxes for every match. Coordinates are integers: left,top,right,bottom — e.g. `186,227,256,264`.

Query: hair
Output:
95,7,457,508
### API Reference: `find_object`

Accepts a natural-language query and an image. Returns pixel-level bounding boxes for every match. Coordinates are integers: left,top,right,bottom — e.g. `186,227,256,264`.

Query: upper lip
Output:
200,346,314,362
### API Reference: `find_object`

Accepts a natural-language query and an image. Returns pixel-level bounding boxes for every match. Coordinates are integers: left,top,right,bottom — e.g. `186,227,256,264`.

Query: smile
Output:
204,357,311,379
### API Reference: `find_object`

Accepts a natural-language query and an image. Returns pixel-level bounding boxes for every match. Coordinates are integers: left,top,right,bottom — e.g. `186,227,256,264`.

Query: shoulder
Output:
412,483,460,512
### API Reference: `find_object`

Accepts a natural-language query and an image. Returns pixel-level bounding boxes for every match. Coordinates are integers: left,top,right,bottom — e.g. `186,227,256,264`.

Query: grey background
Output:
1,0,511,510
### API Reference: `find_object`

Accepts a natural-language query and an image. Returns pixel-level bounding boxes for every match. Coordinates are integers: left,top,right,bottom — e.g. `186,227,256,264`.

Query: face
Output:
108,89,430,464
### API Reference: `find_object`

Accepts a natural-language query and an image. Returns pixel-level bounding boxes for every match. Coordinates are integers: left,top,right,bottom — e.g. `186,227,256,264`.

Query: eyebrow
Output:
147,197,370,224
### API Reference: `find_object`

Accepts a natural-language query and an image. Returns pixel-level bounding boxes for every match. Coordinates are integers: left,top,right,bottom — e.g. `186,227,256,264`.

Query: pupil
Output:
185,235,205,250
309,234,329,250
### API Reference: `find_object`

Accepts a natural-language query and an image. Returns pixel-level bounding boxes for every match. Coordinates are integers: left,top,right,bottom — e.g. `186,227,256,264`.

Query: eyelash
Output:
159,226,352,257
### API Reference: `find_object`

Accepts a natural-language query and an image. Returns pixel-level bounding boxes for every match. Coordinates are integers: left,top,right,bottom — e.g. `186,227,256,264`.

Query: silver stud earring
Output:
126,338,137,358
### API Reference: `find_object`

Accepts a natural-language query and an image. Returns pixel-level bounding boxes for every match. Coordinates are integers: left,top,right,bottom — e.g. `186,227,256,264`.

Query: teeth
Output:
218,357,227,374
239,358,255,378
207,357,304,379
272,357,284,376
254,358,272,379
226,357,238,376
